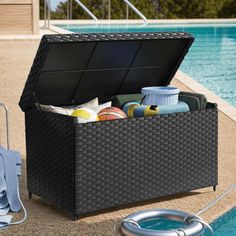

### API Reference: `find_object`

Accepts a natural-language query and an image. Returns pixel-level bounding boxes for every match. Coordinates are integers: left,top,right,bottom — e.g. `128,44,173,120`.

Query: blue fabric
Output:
0,146,21,228
0,215,12,229
123,101,190,118
158,101,189,114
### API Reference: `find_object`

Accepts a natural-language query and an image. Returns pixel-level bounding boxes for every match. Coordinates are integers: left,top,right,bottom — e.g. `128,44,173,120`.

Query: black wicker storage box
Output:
19,32,218,219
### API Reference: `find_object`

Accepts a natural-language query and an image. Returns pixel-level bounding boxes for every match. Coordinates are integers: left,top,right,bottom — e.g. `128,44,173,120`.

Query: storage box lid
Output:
19,32,194,111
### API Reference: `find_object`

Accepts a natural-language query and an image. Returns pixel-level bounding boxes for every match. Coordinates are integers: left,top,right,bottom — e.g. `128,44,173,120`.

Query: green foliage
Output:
40,0,44,19
39,0,236,20
219,0,236,18
156,0,225,19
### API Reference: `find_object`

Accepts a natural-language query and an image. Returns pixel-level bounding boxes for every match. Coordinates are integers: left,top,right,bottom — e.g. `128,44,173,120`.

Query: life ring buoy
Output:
119,209,205,236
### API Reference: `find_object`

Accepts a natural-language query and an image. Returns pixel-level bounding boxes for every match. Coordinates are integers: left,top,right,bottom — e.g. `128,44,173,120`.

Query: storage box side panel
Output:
137,108,218,200
25,110,76,217
74,108,218,216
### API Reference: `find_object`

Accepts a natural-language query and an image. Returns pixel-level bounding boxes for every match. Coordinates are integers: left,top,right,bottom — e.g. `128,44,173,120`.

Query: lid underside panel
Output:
132,40,187,67
36,72,83,105
19,33,194,110
119,67,168,94
42,43,96,71
86,41,140,69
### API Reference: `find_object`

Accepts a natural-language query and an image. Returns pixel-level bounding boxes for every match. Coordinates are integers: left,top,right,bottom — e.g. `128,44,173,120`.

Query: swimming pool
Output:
139,207,236,235
56,22,236,107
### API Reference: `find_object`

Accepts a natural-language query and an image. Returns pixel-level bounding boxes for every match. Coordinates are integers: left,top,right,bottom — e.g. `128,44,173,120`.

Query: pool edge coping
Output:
1,18,236,40
47,18,236,26
175,70,236,123
48,18,236,35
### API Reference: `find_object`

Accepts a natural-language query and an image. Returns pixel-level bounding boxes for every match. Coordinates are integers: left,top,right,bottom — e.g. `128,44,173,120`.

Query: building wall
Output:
0,0,39,35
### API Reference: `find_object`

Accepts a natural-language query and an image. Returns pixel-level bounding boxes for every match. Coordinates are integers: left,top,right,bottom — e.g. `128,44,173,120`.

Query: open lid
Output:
19,32,194,111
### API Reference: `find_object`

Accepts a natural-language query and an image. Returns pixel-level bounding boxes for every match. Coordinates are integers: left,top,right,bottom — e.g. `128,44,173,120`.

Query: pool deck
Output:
175,71,236,122
0,21,236,235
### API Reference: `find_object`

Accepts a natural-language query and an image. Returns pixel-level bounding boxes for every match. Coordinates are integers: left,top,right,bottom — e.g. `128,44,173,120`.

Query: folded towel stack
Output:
179,91,207,111
111,92,207,112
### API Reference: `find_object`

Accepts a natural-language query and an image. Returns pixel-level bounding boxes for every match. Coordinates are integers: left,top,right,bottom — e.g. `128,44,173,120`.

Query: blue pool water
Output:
56,22,236,107
139,208,236,235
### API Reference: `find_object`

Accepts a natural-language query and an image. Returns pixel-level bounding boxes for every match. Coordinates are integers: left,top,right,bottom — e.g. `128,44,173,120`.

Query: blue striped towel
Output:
123,101,190,118
0,146,21,228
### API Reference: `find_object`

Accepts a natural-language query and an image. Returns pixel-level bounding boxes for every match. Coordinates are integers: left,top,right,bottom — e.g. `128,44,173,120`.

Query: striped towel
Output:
0,147,22,228
123,101,189,118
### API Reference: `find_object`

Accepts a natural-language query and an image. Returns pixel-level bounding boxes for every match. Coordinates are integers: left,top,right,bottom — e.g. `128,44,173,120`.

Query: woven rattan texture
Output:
25,106,217,218
74,107,217,216
25,110,76,216
19,38,50,112
44,32,193,43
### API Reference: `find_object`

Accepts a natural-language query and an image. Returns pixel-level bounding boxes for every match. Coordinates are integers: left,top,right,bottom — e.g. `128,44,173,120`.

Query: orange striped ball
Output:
98,107,127,121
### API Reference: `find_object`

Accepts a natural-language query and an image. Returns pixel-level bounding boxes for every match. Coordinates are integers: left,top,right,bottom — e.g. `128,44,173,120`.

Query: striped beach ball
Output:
98,107,127,121
123,102,158,118
71,108,98,123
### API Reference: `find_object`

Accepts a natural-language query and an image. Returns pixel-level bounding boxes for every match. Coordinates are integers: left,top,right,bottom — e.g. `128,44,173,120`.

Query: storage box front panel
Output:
74,107,218,215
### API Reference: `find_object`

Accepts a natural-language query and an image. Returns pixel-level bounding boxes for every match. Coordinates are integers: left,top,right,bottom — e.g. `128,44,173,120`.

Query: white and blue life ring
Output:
116,209,214,236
